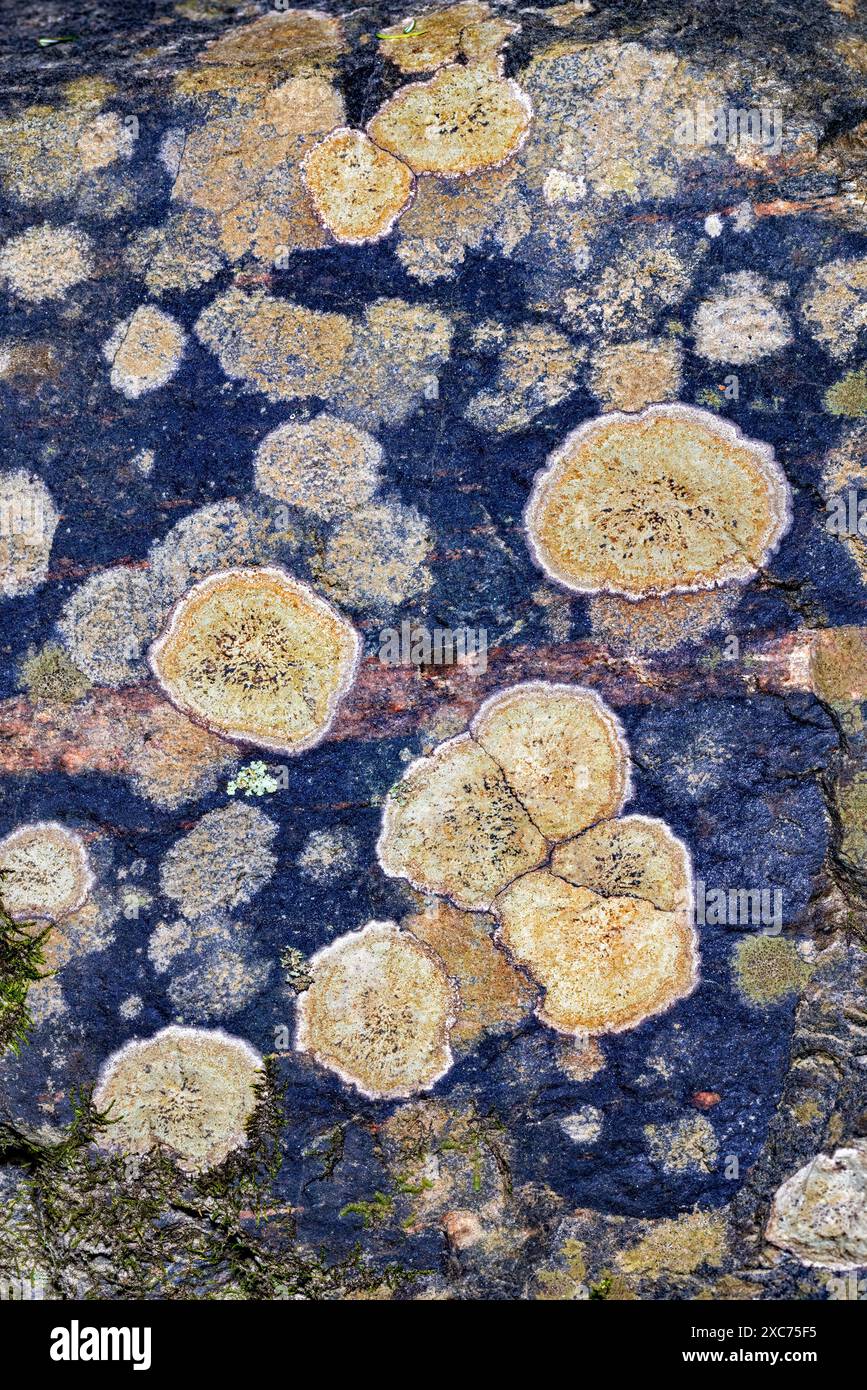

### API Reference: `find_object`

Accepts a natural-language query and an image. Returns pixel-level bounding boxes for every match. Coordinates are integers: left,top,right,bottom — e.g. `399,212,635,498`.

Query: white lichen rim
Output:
490,824,700,1038
376,679,633,912
0,820,95,922
365,59,534,180
92,1024,265,1167
301,126,418,246
523,402,794,601
147,565,363,757
294,918,460,1099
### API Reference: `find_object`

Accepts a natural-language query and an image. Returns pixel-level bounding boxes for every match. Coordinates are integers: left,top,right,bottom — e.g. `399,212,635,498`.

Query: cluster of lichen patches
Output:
0,822,93,922
127,703,240,810
644,1115,718,1174
0,80,133,208
148,912,271,1023
302,129,416,244
0,470,59,599
559,226,698,341
464,323,585,432
404,898,536,1048
765,1142,867,1268
253,414,382,520
616,1211,728,1281
312,497,434,614
159,802,278,918
149,567,360,754
296,826,360,884
102,306,187,398
147,499,293,609
0,224,94,302
691,273,792,366
57,566,162,687
588,337,682,413
732,935,812,1006
93,1025,264,1173
525,404,791,599
125,209,226,296
801,254,867,358
295,920,458,1098
367,63,532,178
394,162,530,282
551,815,690,912
589,589,738,657
377,3,517,75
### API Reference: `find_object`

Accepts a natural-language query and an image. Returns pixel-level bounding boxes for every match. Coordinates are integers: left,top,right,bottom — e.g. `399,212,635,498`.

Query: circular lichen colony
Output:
366,62,532,177
0,821,93,922
302,128,415,244
295,920,457,1099
524,404,792,599
148,566,361,754
92,1026,264,1174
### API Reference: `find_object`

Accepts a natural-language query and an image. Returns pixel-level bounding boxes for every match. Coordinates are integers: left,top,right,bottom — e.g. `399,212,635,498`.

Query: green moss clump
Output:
0,880,51,1056
340,1191,393,1228
18,642,90,704
733,935,811,1006
825,366,867,418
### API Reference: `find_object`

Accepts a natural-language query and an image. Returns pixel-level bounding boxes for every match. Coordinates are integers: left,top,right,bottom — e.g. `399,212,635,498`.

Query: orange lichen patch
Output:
377,3,517,75
471,682,630,842
198,9,344,70
302,128,415,244
395,161,529,281
0,822,93,922
93,1026,264,1173
810,626,867,705
127,701,239,810
103,306,187,399
253,413,382,520
148,566,361,755
194,287,353,401
367,63,532,178
589,338,682,413
464,323,584,432
295,920,457,1099
551,815,691,913
493,869,698,1035
377,734,548,910
404,898,535,1046
525,405,791,599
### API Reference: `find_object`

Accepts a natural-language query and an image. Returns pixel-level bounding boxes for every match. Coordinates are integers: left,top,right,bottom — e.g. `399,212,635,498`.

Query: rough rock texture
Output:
0,0,866,1304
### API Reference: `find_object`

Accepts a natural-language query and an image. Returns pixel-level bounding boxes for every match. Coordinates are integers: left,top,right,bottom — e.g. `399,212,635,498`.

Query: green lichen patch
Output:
825,365,867,417
732,935,812,1006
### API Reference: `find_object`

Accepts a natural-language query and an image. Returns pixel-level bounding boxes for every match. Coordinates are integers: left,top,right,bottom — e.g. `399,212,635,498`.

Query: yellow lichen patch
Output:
295,920,457,1099
471,682,630,842
395,162,530,282
253,413,382,520
810,626,867,704
103,306,187,399
616,1211,727,1278
377,3,517,75
0,822,94,922
589,337,682,413
524,404,791,599
93,1026,264,1174
732,935,811,1007
367,63,532,177
464,323,584,432
0,224,93,302
404,898,535,1046
377,734,548,910
801,255,867,359
588,589,737,657
195,287,353,402
551,815,690,913
493,870,697,1034
148,566,361,755
0,469,59,598
198,9,344,71
303,128,415,243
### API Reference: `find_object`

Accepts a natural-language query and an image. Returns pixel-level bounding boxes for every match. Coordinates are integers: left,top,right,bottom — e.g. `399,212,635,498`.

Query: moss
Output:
0,879,52,1056
18,642,90,704
733,935,812,1006
340,1191,394,1228
825,366,867,417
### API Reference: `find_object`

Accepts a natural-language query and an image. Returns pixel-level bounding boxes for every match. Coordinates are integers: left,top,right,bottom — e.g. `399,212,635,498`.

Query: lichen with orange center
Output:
524,404,791,599
376,3,517,75
367,62,532,177
148,566,360,755
551,815,691,913
295,920,458,1099
303,128,415,244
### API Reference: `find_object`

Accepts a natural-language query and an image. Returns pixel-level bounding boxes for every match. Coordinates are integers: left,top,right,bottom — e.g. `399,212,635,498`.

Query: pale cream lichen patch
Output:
551,815,690,913
524,404,791,598
296,826,360,883
103,306,187,399
493,869,697,1034
75,112,136,172
559,226,696,342
765,1142,867,1269
471,682,630,841
148,566,361,754
464,323,585,432
302,128,415,244
692,272,792,365
92,1025,264,1174
0,469,59,599
57,566,162,687
295,920,457,1098
377,733,548,910
330,298,454,428
126,702,240,810
801,255,867,359
148,499,292,609
589,337,682,413
588,589,737,656
159,802,278,918
395,162,530,282
367,63,532,178
125,210,225,295
0,822,94,922
198,8,344,71
313,497,434,613
645,1114,718,1173
0,85,130,206
377,3,517,75
253,413,382,520
0,224,93,302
